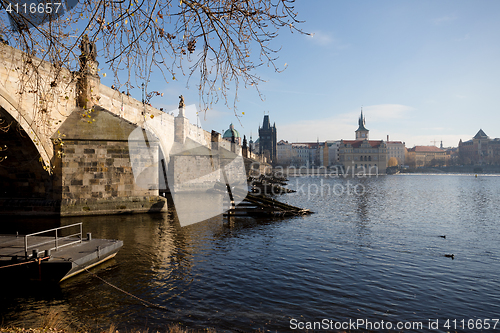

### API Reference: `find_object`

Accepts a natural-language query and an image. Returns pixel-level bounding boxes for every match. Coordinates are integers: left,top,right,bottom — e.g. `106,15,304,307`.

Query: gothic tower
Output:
355,108,369,140
258,114,277,163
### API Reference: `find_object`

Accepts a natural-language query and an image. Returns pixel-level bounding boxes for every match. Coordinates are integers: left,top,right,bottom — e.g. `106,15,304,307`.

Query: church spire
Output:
355,108,369,140
358,107,366,129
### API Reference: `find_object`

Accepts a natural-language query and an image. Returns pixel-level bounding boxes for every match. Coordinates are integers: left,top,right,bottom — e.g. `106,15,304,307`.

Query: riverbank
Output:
0,325,202,333
0,310,213,333
402,165,500,174
0,326,204,333
1,323,212,333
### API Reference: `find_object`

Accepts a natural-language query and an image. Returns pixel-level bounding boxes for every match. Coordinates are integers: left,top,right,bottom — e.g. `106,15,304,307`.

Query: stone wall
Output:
169,154,220,192
55,139,165,216
186,122,210,148
219,139,232,152
51,107,167,216
59,140,156,199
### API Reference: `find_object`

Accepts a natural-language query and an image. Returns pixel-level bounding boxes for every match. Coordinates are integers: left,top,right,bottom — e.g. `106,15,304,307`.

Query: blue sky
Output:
100,0,500,148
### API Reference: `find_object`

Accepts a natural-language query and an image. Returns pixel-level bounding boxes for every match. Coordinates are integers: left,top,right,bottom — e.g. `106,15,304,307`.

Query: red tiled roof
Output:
408,146,445,153
292,142,320,148
342,140,384,148
387,141,403,144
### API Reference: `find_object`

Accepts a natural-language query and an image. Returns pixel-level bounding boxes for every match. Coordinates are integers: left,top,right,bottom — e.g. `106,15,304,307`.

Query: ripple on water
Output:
1,175,500,332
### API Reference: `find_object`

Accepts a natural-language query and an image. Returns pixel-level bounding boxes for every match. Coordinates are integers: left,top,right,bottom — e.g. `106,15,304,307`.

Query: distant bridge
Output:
0,45,265,216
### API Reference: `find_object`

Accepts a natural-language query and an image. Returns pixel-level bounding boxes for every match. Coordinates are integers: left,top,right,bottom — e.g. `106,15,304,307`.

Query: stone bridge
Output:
0,45,265,216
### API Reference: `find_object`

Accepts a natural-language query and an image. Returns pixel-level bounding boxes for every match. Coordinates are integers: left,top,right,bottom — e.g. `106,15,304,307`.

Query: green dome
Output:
223,123,240,139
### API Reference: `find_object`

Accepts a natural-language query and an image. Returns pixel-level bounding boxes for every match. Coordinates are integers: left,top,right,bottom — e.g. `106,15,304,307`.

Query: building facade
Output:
277,140,292,165
338,110,388,174
292,143,314,166
277,140,332,167
386,139,406,166
339,140,388,174
324,140,341,166
406,146,448,167
458,129,500,165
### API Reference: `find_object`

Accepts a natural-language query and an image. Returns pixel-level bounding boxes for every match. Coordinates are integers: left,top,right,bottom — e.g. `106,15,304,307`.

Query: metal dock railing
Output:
24,223,83,258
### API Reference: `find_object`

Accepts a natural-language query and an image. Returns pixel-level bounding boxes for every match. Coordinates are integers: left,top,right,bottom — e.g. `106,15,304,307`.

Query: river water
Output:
1,174,500,332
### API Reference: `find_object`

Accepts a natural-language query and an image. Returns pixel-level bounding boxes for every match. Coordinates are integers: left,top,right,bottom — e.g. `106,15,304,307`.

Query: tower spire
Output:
359,107,366,127
355,107,369,140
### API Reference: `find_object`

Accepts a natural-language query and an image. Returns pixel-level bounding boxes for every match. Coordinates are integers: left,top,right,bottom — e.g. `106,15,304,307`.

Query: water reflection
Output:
353,178,370,222
1,175,500,332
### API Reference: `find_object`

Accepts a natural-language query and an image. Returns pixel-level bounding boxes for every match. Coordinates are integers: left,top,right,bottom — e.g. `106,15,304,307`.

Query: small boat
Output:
0,223,122,282
386,167,400,175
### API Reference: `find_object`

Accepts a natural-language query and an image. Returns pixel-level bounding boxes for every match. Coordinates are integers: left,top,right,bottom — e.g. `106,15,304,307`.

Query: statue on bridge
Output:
77,34,99,109
178,95,185,109
177,95,186,118
79,34,97,71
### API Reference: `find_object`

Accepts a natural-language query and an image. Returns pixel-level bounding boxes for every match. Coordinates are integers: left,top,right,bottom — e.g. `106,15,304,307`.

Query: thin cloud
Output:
307,31,350,50
433,14,458,25
455,33,471,41
308,31,333,46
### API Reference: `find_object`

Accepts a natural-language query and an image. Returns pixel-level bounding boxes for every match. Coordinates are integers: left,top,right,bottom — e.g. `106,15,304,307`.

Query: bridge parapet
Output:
99,84,166,126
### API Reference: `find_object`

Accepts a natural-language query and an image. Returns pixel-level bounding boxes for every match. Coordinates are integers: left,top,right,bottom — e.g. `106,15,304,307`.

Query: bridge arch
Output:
0,105,53,199
0,87,52,169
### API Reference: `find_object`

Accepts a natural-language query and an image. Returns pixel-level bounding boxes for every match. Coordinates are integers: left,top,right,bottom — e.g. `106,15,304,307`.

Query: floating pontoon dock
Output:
0,223,123,282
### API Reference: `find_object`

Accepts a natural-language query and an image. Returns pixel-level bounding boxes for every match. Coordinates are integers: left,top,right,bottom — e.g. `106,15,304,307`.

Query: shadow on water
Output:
0,206,293,332
0,215,61,234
